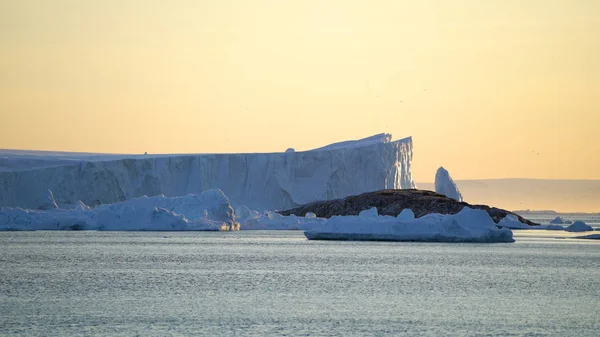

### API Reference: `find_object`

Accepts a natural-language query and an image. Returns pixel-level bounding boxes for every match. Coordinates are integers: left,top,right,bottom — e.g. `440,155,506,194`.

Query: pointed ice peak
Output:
435,167,464,202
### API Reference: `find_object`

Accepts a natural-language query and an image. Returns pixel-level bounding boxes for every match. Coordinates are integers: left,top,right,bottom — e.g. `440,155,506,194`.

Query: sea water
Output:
1,231,599,336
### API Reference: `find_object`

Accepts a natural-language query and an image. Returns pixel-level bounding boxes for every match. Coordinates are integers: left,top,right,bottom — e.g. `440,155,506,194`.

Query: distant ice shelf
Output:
0,133,415,211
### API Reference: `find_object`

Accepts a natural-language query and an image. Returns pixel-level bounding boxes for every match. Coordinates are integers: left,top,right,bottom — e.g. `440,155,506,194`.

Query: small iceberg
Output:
550,216,572,225
573,234,600,240
497,214,532,229
565,221,593,232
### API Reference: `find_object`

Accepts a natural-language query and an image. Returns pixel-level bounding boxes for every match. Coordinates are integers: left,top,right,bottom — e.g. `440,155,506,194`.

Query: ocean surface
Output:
1,230,599,336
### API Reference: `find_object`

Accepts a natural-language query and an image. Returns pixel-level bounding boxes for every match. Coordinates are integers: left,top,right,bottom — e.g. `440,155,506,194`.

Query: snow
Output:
565,220,593,232
435,167,463,202
550,216,572,224
303,207,514,243
0,133,415,211
0,189,238,231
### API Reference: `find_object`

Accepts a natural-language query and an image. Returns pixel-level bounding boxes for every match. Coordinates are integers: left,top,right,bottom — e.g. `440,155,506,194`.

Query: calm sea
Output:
1,230,599,336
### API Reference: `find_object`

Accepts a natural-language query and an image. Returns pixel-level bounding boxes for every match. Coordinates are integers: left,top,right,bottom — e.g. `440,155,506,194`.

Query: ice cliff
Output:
435,167,463,202
0,133,415,210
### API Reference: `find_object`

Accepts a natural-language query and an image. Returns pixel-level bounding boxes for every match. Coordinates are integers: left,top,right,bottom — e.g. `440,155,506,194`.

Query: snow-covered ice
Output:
0,189,238,231
303,207,514,243
435,167,463,202
0,133,415,211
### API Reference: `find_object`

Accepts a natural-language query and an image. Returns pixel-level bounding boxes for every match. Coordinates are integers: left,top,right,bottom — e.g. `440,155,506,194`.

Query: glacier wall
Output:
0,134,415,210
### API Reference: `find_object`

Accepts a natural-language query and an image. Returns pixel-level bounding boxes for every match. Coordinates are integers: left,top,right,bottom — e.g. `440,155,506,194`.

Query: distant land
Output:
417,179,600,213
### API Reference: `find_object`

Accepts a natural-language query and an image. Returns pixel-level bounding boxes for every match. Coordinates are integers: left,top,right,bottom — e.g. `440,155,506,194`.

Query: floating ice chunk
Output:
397,209,415,220
550,216,572,224
565,220,593,232
305,212,317,218
304,207,514,243
285,148,295,153
498,214,532,229
544,224,566,230
359,207,378,218
435,167,464,202
549,216,562,224
573,234,600,240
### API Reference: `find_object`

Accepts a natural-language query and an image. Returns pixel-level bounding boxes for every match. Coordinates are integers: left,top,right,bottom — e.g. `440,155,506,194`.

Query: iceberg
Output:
303,207,514,243
435,167,463,202
497,214,533,229
565,221,593,232
0,189,238,231
549,216,572,225
0,133,415,211
573,234,600,240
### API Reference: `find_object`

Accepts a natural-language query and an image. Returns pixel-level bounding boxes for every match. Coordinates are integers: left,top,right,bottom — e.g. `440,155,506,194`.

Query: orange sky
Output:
1,0,599,182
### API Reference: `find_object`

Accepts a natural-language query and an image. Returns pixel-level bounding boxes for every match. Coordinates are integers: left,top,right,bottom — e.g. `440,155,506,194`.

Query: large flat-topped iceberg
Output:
0,133,415,210
303,207,515,243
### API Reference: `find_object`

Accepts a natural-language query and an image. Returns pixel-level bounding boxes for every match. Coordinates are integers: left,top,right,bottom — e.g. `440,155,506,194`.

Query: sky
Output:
1,0,599,182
